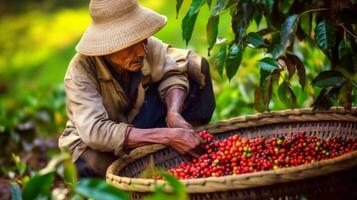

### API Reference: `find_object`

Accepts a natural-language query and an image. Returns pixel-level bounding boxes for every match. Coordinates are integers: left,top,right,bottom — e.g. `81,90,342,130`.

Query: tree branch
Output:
300,8,329,16
339,24,357,41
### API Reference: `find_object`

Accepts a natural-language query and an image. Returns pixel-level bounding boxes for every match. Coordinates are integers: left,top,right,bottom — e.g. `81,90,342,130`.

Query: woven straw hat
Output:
76,0,167,56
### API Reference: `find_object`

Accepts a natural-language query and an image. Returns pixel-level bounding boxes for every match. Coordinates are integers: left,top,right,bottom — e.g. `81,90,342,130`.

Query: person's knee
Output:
201,57,215,112
182,56,215,124
200,57,211,78
77,148,117,177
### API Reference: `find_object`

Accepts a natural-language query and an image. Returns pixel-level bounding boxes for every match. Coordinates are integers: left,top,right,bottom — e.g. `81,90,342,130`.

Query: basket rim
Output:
196,107,357,133
108,151,357,193
106,107,357,193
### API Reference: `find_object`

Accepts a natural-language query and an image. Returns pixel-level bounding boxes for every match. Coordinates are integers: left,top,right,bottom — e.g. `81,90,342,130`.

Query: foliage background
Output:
0,0,354,183
0,0,356,199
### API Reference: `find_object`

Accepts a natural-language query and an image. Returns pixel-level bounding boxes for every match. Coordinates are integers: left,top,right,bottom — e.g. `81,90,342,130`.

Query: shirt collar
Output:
94,56,113,81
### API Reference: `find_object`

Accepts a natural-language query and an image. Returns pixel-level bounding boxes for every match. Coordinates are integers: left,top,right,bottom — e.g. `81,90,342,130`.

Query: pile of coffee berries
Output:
168,130,357,179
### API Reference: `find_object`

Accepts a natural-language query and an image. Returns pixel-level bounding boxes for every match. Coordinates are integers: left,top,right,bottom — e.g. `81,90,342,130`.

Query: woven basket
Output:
107,108,357,200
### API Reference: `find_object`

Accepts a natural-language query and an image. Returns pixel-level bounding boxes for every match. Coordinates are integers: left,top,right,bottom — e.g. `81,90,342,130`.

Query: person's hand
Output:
166,111,193,130
165,128,204,158
126,126,205,159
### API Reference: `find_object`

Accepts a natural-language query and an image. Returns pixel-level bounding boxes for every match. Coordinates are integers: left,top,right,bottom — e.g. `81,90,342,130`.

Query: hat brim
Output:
76,6,167,56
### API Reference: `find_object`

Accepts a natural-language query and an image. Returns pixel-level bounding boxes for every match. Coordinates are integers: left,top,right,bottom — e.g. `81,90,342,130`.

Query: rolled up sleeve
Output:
157,47,190,99
65,65,128,156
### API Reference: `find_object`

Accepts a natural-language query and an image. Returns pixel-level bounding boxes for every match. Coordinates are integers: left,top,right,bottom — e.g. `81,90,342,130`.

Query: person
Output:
58,0,215,178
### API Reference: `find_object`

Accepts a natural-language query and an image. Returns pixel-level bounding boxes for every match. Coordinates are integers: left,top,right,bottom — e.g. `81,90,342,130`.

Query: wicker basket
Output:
106,108,357,200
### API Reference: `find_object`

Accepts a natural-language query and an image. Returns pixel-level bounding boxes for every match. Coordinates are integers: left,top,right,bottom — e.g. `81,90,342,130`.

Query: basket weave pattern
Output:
107,108,357,199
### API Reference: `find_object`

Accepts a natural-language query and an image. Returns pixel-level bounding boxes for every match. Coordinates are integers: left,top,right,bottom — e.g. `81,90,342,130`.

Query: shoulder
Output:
146,37,168,61
65,53,97,79
147,37,167,47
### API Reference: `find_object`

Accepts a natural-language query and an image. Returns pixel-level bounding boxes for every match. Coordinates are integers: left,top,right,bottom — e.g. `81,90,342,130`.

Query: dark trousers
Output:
75,58,215,178
133,58,215,128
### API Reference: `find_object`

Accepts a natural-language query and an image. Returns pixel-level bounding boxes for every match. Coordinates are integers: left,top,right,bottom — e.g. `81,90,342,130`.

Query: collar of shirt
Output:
103,58,143,105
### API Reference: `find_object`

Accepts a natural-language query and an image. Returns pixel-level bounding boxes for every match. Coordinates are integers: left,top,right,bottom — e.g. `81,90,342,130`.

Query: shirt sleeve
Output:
64,57,128,156
157,44,190,100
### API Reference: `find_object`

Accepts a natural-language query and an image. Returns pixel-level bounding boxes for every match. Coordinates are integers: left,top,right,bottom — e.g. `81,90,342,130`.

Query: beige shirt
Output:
59,37,205,161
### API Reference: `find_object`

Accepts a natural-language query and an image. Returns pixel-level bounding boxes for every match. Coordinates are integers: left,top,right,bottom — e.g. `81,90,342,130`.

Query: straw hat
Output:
76,0,167,56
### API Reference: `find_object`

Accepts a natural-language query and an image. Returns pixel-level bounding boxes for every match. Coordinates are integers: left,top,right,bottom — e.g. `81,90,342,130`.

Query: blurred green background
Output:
0,0,331,175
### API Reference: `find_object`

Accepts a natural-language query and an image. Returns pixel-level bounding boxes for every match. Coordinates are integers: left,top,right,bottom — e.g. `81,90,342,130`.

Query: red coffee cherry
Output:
167,131,357,179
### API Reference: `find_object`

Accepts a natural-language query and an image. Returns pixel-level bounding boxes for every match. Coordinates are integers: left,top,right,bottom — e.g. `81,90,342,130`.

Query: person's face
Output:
104,39,148,72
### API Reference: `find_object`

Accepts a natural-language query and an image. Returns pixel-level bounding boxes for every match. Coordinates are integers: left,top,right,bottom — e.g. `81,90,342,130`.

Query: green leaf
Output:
254,87,265,112
338,37,354,61
258,57,279,72
63,159,78,186
278,0,294,14
71,194,82,200
312,70,346,88
246,32,267,48
338,37,356,72
262,76,273,110
75,178,129,200
278,81,297,108
300,13,311,37
215,44,227,76
182,12,199,45
39,153,71,175
265,0,275,13
286,54,306,89
312,88,339,110
252,0,274,13
253,8,262,26
176,0,184,18
144,192,171,200
207,16,219,54
139,156,165,179
225,44,243,80
315,20,336,54
278,14,300,57
187,0,206,16
182,0,206,45
258,57,279,83
338,81,353,109
22,173,54,200
12,154,26,176
207,0,212,8
232,0,253,43
280,56,295,79
294,56,306,90
268,43,284,58
336,65,355,82
211,0,230,16
10,182,22,200
161,173,187,199
255,76,273,112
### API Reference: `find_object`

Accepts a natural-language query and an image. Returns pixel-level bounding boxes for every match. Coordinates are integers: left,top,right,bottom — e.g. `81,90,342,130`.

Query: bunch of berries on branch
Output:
168,130,357,179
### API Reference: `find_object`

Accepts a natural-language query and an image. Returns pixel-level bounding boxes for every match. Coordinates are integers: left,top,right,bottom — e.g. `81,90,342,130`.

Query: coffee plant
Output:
178,0,357,111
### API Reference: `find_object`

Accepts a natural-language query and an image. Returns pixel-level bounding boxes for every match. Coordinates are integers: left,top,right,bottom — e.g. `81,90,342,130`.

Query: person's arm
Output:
145,38,193,129
165,88,193,130
65,55,137,157
66,55,202,157
126,127,202,158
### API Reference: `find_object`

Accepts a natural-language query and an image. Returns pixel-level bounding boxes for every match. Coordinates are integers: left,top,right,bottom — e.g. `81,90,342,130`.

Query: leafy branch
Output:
177,0,357,111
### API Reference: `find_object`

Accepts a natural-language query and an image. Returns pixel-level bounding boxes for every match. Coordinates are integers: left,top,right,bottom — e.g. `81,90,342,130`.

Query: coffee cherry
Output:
167,131,357,179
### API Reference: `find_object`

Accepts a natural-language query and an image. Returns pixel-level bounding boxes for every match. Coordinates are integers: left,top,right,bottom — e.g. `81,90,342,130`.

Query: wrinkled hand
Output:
166,128,205,158
166,111,193,130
